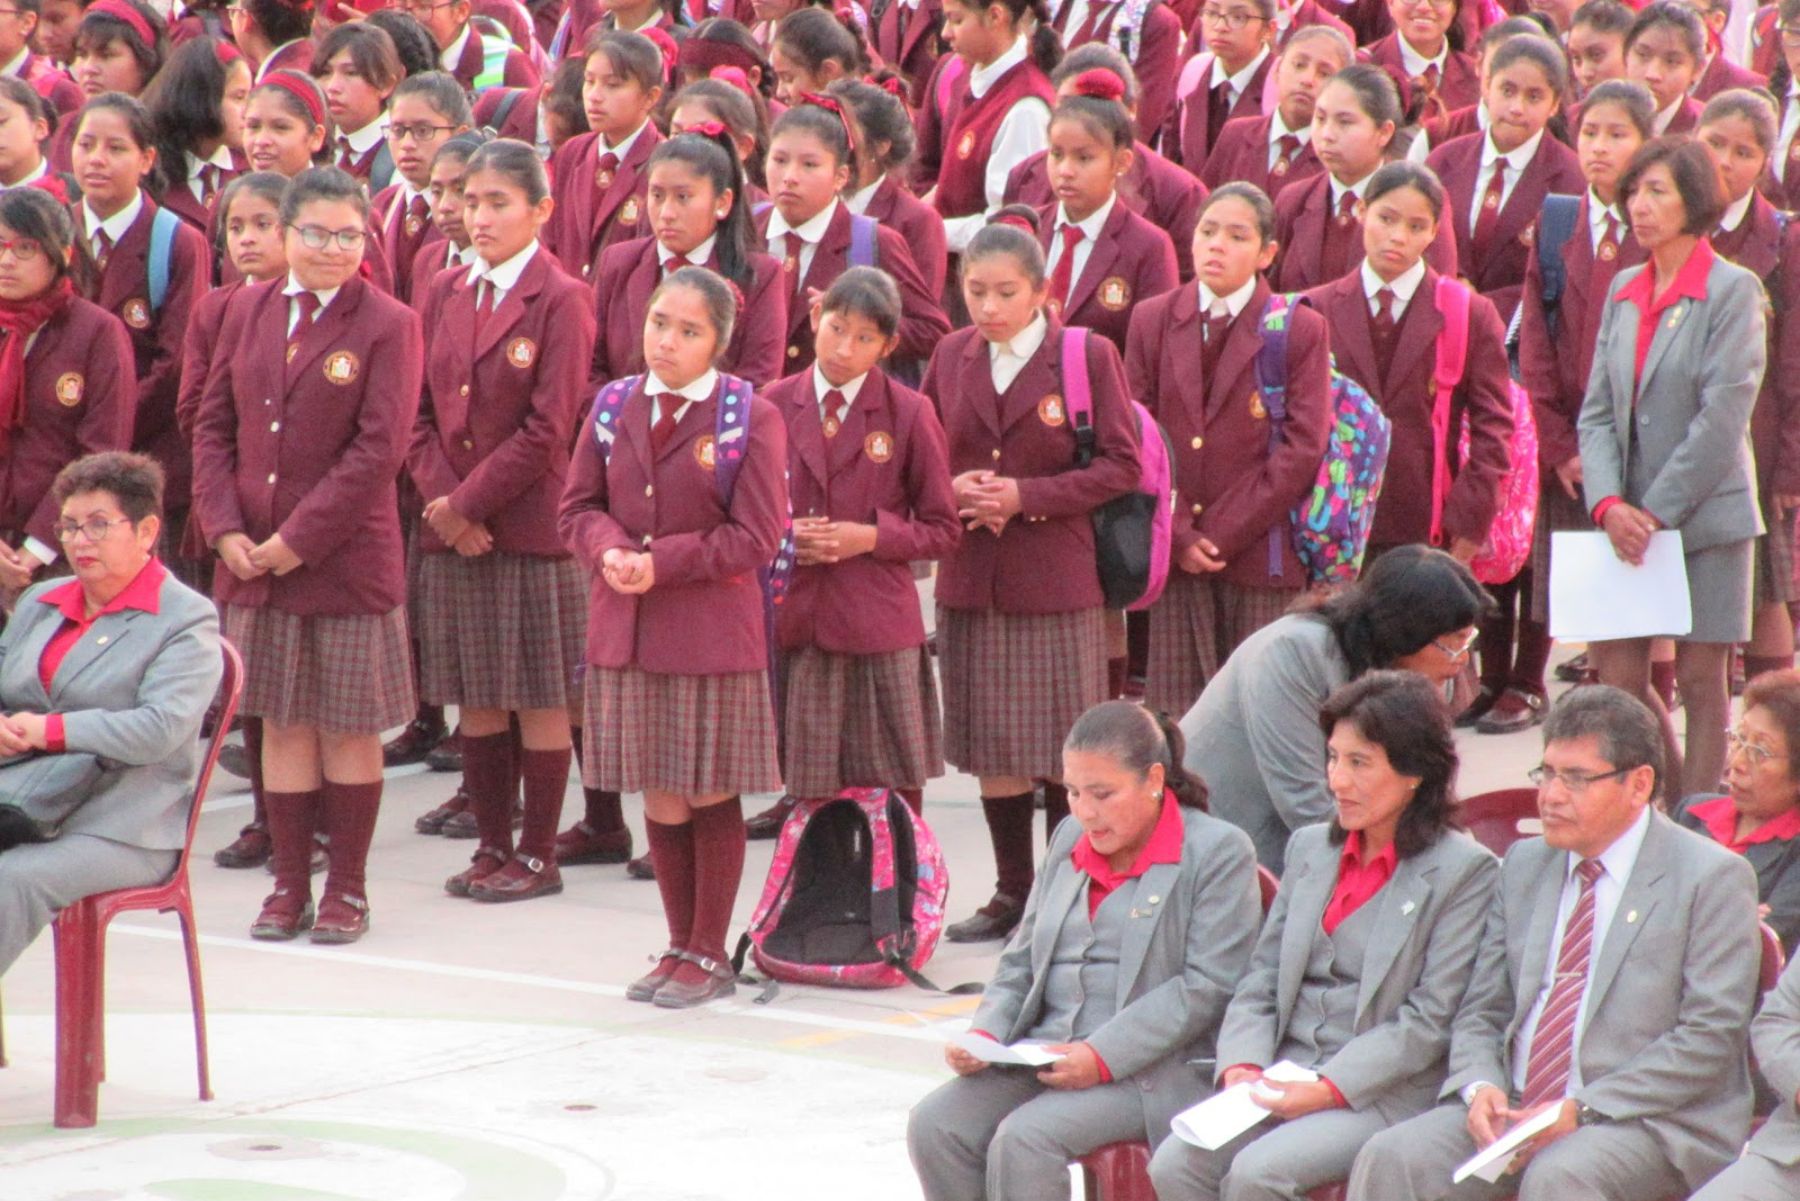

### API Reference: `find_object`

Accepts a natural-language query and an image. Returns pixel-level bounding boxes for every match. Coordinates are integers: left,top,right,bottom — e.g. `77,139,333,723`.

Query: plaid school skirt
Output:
415,551,587,710
224,603,415,734
581,665,781,796
937,606,1107,781
1146,573,1299,720
777,644,943,797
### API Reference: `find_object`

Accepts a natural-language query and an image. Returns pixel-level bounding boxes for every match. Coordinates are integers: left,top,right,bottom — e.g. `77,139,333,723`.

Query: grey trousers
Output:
1690,1153,1799,1201
0,834,177,974
1151,1107,1394,1201
907,1066,1149,1201
1348,1102,1688,1201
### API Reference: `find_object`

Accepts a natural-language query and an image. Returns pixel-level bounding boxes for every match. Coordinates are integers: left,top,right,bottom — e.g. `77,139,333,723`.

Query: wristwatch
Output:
1574,1101,1610,1127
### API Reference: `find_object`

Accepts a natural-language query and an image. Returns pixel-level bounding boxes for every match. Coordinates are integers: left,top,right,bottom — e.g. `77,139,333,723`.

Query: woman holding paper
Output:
906,701,1263,1201
1149,671,1498,1201
1577,136,1767,800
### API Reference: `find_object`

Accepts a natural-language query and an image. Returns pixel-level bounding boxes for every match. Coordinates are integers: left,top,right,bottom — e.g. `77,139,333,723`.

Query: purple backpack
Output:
1061,328,1175,611
732,788,952,991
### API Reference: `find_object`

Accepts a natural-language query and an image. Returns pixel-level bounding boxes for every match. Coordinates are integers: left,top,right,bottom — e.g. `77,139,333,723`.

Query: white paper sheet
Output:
1451,1102,1564,1184
1548,530,1691,641
946,1031,1067,1067
1168,1061,1320,1151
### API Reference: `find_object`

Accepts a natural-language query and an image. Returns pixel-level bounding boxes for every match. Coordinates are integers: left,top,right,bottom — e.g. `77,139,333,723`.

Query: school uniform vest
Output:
1274,894,1380,1068
934,60,1055,218
1026,879,1135,1042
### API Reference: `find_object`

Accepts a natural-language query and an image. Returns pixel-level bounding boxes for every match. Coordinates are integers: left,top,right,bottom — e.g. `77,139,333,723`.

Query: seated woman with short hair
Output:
0,451,223,973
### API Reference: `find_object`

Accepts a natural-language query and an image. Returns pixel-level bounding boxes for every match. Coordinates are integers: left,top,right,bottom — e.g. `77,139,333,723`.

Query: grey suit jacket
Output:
1442,810,1761,1190
0,568,222,851
1578,254,1766,551
1747,953,1800,1167
1216,824,1498,1121
973,806,1263,1144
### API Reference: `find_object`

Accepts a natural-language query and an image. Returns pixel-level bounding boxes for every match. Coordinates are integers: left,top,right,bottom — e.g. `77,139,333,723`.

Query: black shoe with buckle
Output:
652,950,738,1008
945,893,1025,943
383,717,447,768
1475,688,1547,735
626,949,684,1002
745,795,798,840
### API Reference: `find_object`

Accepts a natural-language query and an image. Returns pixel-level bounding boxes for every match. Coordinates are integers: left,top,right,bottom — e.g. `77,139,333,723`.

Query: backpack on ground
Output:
732,788,952,991
1062,327,1175,610
1254,293,1393,586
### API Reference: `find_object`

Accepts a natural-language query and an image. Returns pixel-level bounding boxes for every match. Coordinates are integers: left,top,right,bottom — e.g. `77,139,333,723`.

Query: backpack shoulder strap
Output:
147,205,180,314
1060,325,1095,453
369,141,397,194
713,374,757,506
489,87,526,136
590,375,641,462
1253,292,1293,424
1536,193,1582,315
1428,276,1472,546
847,213,879,269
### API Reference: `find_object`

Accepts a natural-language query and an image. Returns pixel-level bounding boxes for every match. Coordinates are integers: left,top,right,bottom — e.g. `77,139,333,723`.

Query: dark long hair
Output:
1320,671,1461,858
648,127,754,289
1305,544,1493,677
141,37,237,198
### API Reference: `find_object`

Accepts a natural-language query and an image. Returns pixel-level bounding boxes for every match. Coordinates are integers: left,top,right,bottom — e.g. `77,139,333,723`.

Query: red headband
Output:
1068,69,1125,103
681,119,729,140
992,212,1035,235
85,0,157,49
799,92,856,155
874,75,908,102
708,64,755,99
214,38,243,67
641,25,678,82
260,69,326,127
678,36,765,79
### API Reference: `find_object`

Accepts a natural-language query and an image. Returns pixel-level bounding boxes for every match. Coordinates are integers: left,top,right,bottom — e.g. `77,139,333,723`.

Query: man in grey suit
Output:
1692,953,1800,1200
1347,686,1762,1201
0,453,222,973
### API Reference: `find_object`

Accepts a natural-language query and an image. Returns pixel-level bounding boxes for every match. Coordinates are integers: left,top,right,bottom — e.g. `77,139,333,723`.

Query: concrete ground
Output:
0,641,1581,1201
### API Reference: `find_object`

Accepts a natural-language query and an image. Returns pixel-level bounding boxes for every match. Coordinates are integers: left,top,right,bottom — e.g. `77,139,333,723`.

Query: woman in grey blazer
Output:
0,453,223,974
1579,136,1767,800
1151,672,1499,1201
907,702,1264,1201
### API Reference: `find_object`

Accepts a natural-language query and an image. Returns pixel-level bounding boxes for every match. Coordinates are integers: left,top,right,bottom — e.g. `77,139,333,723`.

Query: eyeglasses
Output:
289,223,367,250
1433,629,1480,659
1727,729,1787,768
1198,5,1266,27
387,121,460,143
52,516,133,544
1527,764,1632,794
0,236,42,262
1781,25,1800,47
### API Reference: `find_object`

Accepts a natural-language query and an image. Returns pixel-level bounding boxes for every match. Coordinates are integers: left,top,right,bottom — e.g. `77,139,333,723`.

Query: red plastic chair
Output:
1459,788,1544,857
49,640,242,1129
1760,921,1787,993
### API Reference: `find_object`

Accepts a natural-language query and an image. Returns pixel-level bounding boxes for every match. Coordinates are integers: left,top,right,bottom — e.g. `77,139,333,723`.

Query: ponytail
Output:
649,126,756,290
1063,700,1210,812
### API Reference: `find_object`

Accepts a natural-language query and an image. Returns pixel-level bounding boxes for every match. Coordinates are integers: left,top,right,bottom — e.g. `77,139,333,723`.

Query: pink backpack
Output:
732,789,954,991
1430,277,1538,585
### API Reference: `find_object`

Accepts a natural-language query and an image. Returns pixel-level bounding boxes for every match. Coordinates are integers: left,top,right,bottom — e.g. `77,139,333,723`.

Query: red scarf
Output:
0,277,74,455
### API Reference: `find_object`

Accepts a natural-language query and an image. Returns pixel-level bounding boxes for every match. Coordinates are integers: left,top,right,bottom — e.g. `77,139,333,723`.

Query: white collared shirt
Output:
1779,82,1800,183
988,311,1048,393
1045,193,1117,295
847,177,883,215
1718,189,1754,236
282,273,342,335
0,157,47,190
469,239,539,307
1398,34,1449,80
1197,275,1257,320
84,190,144,260
187,142,235,204
0,46,28,78
940,36,1054,254
618,8,663,32
340,112,389,160
1653,97,1685,135
443,240,479,272
1328,171,1373,216
646,368,720,427
389,180,431,226
1588,190,1625,254
1266,109,1311,173
440,22,472,73
659,234,716,273
1210,44,1271,108
813,363,868,421
1470,128,1544,229
1361,256,1425,319
1511,807,1653,1094
600,120,648,164
767,199,841,285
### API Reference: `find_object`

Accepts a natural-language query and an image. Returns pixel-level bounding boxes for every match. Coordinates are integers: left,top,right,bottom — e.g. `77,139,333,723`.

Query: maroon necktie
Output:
1597,212,1621,263
287,291,320,362
1208,80,1232,145
1049,224,1083,314
404,193,428,242
1369,287,1399,368
336,135,355,172
1271,134,1301,179
822,388,847,437
1200,306,1230,380
595,151,620,190
663,253,692,277
1336,189,1359,226
199,163,221,205
1473,160,1508,253
473,280,495,338
1519,859,1606,1108
650,394,682,451
783,231,805,299
93,228,113,272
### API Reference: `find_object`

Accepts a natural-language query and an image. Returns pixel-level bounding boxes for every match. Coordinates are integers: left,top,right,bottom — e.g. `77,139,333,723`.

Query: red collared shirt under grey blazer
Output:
558,375,791,675
922,319,1142,614
191,275,425,616
411,249,597,558
767,367,961,654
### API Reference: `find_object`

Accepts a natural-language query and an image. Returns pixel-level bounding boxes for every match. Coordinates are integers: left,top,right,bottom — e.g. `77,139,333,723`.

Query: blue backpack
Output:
1531,193,1583,342
753,204,880,269
146,206,181,314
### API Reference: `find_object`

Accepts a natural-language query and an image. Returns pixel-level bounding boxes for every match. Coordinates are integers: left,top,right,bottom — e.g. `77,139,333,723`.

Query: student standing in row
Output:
546,30,664,280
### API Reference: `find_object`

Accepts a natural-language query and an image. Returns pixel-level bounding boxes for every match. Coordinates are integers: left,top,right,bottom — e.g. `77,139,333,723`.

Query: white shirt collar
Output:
342,112,389,156
189,142,234,179
1398,35,1449,78
618,7,662,31
1209,44,1270,96
970,34,1029,98
847,177,882,214
1653,97,1684,134
1054,191,1116,240
0,46,28,78
282,272,341,310
602,120,647,160
768,198,841,245
1719,190,1755,234
812,363,868,406
644,368,719,403
1196,275,1257,318
659,233,716,267
0,157,46,188
1361,256,1426,303
1329,172,1373,206
988,311,1048,362
84,190,144,246
1588,189,1623,231
1269,108,1310,147
1482,126,1543,171
470,239,539,292
1566,806,1652,891
440,23,472,72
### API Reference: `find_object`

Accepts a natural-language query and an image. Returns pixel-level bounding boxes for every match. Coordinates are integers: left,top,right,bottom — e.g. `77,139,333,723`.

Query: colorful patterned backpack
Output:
1255,294,1394,586
732,789,952,991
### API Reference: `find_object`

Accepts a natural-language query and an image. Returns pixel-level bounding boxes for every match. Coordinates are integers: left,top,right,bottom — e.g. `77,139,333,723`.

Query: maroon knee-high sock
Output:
687,798,747,962
518,746,572,860
1510,616,1554,696
1041,782,1071,844
265,788,320,894
646,817,696,952
243,717,266,827
981,792,1036,900
897,787,923,816
570,727,626,835
321,780,383,900
461,730,517,854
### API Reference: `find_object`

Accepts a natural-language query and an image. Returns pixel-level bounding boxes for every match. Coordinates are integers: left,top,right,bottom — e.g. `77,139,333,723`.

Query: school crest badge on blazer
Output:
324,351,360,385
1098,277,1131,311
864,431,894,463
620,197,641,225
404,212,424,237
595,165,615,190
694,434,717,470
54,373,83,406
957,130,976,160
1250,392,1267,420
507,337,537,368
123,298,150,329
1038,394,1066,426
1519,223,1535,247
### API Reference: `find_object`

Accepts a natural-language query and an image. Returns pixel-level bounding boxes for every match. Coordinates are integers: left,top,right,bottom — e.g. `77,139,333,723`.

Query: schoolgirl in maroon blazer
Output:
915,0,1059,252
1358,0,1481,124
922,214,1139,944
1699,90,1800,681
765,268,958,827
0,187,135,597
374,72,472,303
1042,0,1181,143
546,30,665,279
1033,75,1178,353
407,133,485,314
411,0,542,95
755,96,947,374
1302,160,1512,561
873,0,945,107
1272,64,1458,292
0,79,53,194
410,140,596,904
1425,36,1585,327
61,0,167,171
1200,25,1348,202
141,37,252,234
192,167,425,947
1507,81,1651,736
560,265,789,1008
1165,0,1273,178
672,75,775,204
585,127,787,395
312,23,404,191
1624,2,1706,136
1126,183,1332,718
1003,44,1206,282
834,77,952,298
69,95,210,568
472,59,591,164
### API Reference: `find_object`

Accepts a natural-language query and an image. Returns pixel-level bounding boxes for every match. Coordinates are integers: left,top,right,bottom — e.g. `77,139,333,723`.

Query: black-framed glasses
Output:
387,121,460,143
1526,765,1631,794
1198,5,1265,27
52,516,133,544
289,223,367,250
